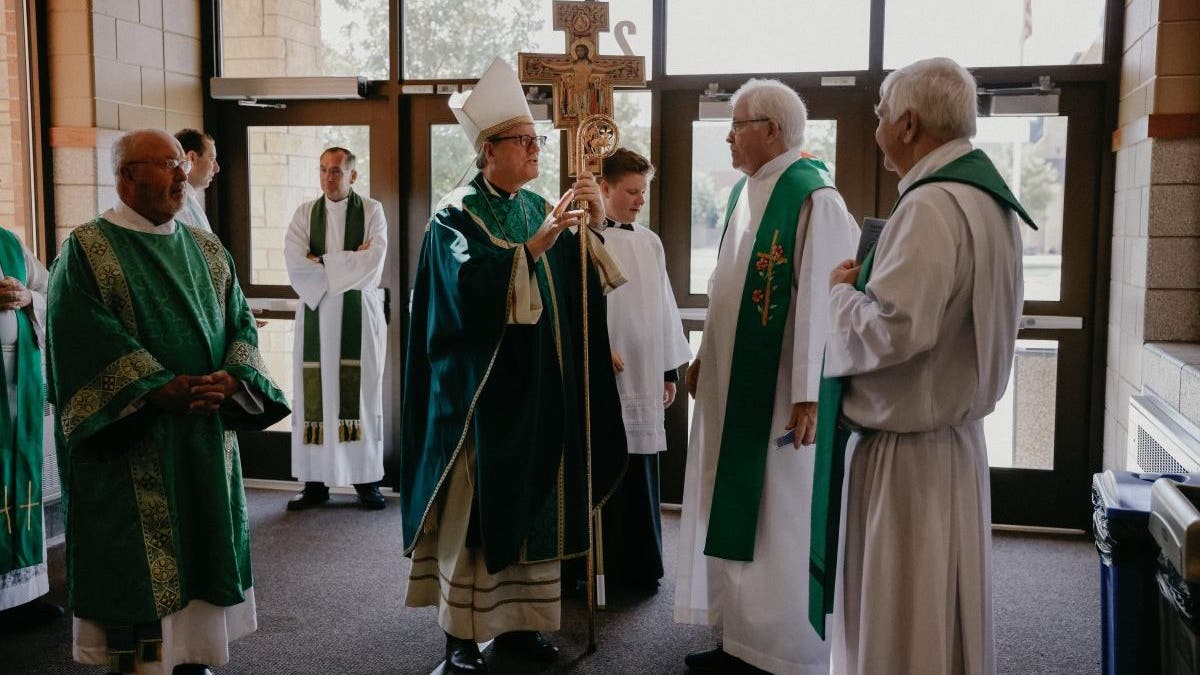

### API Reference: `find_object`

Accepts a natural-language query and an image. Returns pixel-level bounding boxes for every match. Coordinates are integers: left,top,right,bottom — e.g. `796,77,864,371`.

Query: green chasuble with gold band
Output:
0,227,45,580
808,149,1036,638
303,190,365,444
46,219,290,643
703,156,835,562
400,173,628,574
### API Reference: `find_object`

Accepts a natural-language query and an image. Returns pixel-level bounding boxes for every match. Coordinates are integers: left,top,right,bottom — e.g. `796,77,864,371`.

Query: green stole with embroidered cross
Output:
703,157,835,561
303,190,364,444
0,228,43,577
807,148,1037,638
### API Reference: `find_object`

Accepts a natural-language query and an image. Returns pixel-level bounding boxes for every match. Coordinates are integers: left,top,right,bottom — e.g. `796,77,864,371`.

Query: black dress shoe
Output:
444,633,487,673
494,630,558,662
172,665,214,675
684,646,765,673
353,483,386,510
0,598,64,629
286,482,329,511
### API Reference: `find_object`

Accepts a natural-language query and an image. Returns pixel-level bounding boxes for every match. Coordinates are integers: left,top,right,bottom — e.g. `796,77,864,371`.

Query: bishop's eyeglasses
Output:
490,134,548,149
730,118,771,133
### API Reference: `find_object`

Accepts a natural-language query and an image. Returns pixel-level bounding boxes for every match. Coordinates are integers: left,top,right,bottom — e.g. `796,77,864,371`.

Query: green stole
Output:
0,228,43,577
703,157,836,561
807,148,1036,638
303,191,365,444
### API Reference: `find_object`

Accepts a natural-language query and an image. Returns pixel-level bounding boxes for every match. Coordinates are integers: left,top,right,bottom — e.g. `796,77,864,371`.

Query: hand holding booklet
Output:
856,217,887,263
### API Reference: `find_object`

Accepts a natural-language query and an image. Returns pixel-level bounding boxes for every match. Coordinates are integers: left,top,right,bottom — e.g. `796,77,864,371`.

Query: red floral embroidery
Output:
750,230,789,326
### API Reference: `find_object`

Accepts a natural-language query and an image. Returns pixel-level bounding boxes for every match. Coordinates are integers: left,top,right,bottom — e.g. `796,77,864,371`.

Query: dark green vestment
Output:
400,174,627,574
47,218,290,628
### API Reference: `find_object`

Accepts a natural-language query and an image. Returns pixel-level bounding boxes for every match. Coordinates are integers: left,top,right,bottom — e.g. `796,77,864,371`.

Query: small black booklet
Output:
857,217,887,263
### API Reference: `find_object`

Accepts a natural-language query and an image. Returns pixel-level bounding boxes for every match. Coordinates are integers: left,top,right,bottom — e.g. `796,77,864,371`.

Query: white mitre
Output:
450,58,534,151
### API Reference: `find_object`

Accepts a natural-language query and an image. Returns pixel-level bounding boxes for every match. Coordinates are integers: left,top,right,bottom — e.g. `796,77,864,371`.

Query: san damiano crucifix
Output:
518,0,645,176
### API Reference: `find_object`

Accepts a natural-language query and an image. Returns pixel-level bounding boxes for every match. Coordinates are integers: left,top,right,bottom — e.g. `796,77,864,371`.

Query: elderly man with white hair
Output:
47,128,289,675
675,78,858,674
809,57,1034,675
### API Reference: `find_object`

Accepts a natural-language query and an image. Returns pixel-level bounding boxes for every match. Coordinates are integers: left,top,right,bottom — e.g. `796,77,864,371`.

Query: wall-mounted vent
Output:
1128,394,1200,473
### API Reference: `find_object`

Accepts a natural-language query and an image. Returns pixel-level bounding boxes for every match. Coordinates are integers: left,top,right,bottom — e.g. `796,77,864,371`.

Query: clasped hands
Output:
0,276,33,312
148,370,241,416
524,172,606,259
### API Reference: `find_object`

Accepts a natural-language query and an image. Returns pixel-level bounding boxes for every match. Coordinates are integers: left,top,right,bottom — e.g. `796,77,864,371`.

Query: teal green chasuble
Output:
704,157,836,562
0,227,44,580
808,149,1036,638
47,219,290,655
400,173,627,574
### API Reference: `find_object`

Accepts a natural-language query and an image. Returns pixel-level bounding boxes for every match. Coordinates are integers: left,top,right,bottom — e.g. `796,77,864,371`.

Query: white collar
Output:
897,138,974,194
105,199,176,235
481,175,518,201
750,147,803,182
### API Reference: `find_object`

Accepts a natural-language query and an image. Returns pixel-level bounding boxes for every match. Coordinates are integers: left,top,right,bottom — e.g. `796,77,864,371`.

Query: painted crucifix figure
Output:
518,0,645,175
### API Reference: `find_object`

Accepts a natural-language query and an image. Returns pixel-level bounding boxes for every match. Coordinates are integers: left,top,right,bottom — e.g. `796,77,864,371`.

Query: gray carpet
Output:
1,489,1100,674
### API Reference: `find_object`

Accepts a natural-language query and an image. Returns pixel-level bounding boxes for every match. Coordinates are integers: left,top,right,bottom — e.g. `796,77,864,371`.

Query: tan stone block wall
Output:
1104,0,1200,469
221,0,321,78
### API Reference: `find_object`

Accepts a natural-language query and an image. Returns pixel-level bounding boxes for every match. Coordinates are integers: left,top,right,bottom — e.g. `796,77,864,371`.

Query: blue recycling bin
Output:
1094,470,1197,675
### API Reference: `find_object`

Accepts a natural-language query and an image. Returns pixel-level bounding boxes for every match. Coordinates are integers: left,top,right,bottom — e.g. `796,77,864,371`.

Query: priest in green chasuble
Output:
0,233,61,629
674,79,859,675
47,129,289,675
400,58,628,674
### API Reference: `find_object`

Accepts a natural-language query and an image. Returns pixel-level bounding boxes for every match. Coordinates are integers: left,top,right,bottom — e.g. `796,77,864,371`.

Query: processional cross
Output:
518,0,645,176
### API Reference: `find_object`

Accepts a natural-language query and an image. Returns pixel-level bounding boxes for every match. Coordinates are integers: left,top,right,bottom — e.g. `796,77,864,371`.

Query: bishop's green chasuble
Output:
400,173,628,574
703,157,835,562
47,218,289,664
808,149,1036,638
0,227,44,580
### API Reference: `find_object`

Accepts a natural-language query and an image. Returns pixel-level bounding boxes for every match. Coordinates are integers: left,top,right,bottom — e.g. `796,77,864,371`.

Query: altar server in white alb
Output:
598,147,691,592
675,78,858,674
817,57,1032,675
284,147,389,511
173,129,219,234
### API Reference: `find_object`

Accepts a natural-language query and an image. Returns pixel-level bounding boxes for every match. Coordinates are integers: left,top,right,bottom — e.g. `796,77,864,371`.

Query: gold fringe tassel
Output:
337,418,362,442
303,421,324,445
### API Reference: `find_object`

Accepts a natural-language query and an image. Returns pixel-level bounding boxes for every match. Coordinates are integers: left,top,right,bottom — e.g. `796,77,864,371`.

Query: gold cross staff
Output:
19,480,39,531
0,484,11,534
518,0,645,175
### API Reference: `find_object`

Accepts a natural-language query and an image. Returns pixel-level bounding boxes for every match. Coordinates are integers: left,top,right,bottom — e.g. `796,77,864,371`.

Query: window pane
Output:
429,121,562,216
984,339,1058,469
404,0,652,80
666,0,869,74
612,90,651,226
257,318,296,432
689,119,837,295
975,116,1066,302
0,5,36,247
884,0,1105,68
220,0,389,79
248,125,371,286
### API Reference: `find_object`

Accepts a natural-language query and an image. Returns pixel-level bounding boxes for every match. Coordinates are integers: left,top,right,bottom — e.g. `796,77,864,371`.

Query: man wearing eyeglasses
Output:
283,147,389,512
400,58,627,674
676,79,858,674
47,128,289,675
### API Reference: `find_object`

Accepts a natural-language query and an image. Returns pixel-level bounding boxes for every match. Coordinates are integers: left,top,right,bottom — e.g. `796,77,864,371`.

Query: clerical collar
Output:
478,174,517,201
751,147,804,181
897,138,973,194
108,199,177,235
604,218,634,231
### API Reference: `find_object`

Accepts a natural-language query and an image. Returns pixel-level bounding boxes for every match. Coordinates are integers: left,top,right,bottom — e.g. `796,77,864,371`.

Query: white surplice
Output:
0,243,48,612
603,224,692,455
675,150,859,675
285,194,388,486
824,139,1023,675
72,201,258,674
176,182,212,233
